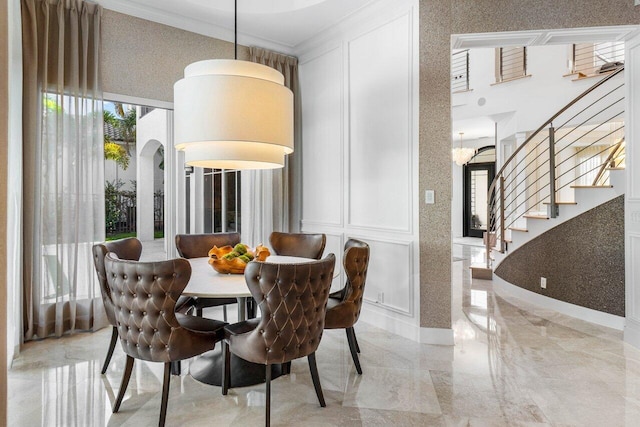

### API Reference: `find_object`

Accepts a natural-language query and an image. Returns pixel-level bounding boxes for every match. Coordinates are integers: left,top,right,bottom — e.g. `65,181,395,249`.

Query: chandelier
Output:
452,132,475,166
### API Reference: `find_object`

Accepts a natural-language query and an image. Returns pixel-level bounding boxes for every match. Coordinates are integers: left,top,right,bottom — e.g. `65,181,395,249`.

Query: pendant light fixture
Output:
452,132,475,166
174,0,294,169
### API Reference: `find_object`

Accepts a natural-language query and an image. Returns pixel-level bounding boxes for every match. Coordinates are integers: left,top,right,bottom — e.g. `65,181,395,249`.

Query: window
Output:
451,49,470,93
571,42,624,77
495,46,527,83
184,168,241,234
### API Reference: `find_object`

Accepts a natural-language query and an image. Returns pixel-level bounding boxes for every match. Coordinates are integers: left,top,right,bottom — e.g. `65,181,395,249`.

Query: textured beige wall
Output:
102,10,249,103
418,0,640,328
0,0,8,422
419,0,453,329
495,196,625,316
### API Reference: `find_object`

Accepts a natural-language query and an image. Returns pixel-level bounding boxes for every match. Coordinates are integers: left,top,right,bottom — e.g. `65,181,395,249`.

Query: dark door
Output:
464,162,495,238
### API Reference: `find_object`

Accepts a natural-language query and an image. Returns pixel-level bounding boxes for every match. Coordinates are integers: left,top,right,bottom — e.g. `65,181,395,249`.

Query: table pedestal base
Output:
190,347,284,387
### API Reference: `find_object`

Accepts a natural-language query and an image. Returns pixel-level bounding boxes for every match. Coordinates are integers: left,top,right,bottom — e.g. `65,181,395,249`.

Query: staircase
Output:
492,168,625,268
473,66,626,276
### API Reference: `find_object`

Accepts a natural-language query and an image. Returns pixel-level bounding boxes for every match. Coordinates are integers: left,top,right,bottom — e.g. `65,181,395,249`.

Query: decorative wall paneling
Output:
300,45,344,227
625,33,640,347
347,13,413,232
299,0,419,337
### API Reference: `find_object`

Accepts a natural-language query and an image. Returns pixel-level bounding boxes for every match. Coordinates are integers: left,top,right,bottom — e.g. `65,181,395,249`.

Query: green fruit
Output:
245,253,254,260
222,252,238,260
238,255,251,263
234,244,247,255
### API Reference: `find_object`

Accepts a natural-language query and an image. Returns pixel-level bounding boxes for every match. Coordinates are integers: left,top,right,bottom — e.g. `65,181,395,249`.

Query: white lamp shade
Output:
174,59,294,169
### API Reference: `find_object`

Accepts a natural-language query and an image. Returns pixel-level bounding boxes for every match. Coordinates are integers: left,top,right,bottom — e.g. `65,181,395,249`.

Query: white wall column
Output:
190,167,204,233
136,140,160,242
175,150,186,236
624,33,640,349
136,108,169,242
163,111,177,259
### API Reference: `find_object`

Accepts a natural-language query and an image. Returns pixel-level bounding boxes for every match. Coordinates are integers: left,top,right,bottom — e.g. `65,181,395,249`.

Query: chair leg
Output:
265,365,271,427
101,326,119,374
196,307,203,317
223,305,228,322
352,328,361,354
346,327,362,375
282,361,291,375
159,362,171,427
307,353,326,407
170,361,181,376
222,341,231,395
113,355,135,413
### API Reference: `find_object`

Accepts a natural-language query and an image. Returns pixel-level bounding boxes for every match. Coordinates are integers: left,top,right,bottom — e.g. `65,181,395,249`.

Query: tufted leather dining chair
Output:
175,232,241,320
92,238,143,374
269,232,326,260
222,255,336,427
104,253,226,427
324,239,370,375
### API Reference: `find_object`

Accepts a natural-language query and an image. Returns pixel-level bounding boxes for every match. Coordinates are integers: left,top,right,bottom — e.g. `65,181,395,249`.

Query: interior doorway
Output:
463,147,495,238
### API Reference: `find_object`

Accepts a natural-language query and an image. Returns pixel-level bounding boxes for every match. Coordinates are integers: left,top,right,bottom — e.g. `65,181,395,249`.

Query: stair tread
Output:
570,185,613,188
543,201,577,205
524,214,549,219
508,227,528,232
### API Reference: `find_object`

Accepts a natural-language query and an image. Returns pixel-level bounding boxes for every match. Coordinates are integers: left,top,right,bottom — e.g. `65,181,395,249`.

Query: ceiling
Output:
96,0,377,54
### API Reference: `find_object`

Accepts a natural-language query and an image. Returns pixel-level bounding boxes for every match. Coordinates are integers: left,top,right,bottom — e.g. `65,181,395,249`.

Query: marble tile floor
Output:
7,245,640,426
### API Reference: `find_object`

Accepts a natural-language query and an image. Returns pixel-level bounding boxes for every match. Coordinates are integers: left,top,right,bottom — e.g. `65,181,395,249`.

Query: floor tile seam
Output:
339,401,445,417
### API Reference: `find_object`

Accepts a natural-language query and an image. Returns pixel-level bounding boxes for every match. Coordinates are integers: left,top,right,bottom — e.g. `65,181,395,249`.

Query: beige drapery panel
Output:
22,0,106,340
243,47,302,245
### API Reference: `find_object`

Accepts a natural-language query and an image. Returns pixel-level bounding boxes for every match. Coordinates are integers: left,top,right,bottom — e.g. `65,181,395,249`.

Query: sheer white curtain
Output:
21,0,106,340
242,47,302,246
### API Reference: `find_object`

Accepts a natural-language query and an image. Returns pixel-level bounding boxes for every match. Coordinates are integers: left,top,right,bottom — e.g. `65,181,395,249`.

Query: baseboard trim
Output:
419,327,455,345
494,276,625,330
624,318,640,349
359,305,421,342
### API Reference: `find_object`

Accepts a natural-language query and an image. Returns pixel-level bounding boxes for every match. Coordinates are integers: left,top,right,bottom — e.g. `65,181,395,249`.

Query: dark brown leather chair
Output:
104,253,225,427
92,238,143,374
324,239,370,375
269,232,326,259
175,232,241,320
222,255,336,427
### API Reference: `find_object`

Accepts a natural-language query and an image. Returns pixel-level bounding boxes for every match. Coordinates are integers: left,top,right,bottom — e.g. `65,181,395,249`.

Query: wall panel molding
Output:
300,45,344,227
347,11,413,232
299,1,420,338
359,237,414,316
627,232,640,322
626,33,640,349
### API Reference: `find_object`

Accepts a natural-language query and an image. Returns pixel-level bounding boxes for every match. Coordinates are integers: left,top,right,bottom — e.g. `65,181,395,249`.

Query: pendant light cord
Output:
234,0,237,60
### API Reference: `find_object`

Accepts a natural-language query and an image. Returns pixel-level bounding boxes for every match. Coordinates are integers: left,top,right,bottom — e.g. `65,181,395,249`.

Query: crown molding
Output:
294,0,415,57
97,0,296,55
452,25,640,50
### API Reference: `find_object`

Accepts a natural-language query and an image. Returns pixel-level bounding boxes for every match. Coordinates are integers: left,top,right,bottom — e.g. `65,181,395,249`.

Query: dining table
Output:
183,255,318,388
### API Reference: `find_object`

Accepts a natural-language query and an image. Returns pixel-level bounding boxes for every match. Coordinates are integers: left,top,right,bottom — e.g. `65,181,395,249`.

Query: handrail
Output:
592,137,625,185
484,65,625,268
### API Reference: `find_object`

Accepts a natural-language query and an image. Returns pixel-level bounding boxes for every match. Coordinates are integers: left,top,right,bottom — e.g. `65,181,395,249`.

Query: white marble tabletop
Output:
182,255,316,298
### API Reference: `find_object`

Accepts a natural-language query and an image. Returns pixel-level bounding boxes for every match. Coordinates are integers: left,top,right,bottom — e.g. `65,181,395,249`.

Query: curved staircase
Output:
473,66,626,276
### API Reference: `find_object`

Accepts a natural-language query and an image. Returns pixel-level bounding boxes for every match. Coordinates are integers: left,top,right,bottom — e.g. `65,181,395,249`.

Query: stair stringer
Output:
493,169,625,269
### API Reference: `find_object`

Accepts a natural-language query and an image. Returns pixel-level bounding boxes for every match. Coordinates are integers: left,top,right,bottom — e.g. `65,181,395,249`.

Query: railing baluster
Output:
465,50,470,91
548,125,558,219
483,66,624,270
500,176,505,253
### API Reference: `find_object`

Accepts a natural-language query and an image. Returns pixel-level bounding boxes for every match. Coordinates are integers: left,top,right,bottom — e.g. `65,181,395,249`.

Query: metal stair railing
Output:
484,66,625,268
